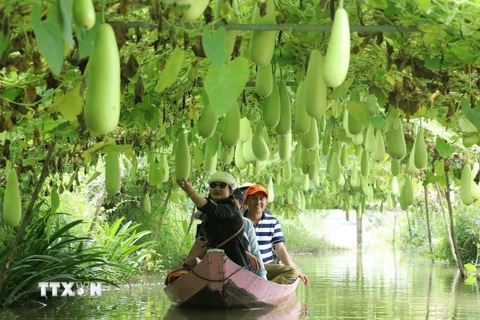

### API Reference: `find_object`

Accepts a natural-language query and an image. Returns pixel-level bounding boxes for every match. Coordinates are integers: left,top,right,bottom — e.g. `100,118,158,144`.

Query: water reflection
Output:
2,251,480,319
163,294,306,319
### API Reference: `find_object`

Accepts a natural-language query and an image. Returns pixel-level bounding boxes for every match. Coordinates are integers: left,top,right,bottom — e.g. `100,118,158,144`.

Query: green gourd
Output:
72,0,96,30
387,117,407,160
364,124,376,153
239,117,253,142
365,94,380,116
305,50,327,118
105,152,121,195
256,63,273,97
3,169,22,227
84,24,121,136
249,0,276,66
198,103,218,138
301,117,319,150
222,102,241,147
252,121,270,161
175,131,191,180
234,142,247,169
461,163,474,205
242,136,256,162
278,131,292,161
276,81,292,135
328,151,341,181
371,131,386,163
323,3,350,88
294,81,310,134
391,158,401,176
361,146,370,178
142,192,151,214
414,128,427,170
263,81,281,128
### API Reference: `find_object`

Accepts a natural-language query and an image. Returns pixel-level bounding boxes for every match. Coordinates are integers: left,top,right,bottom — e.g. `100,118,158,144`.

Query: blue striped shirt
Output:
244,210,285,264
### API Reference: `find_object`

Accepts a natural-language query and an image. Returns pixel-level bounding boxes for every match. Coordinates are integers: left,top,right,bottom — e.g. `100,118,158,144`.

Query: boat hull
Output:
164,249,299,309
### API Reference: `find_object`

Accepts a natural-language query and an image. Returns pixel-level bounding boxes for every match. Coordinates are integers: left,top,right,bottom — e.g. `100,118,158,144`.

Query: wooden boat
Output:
164,249,300,309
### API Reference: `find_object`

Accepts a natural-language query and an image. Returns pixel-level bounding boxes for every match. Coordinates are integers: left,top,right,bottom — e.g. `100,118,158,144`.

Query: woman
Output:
177,171,249,269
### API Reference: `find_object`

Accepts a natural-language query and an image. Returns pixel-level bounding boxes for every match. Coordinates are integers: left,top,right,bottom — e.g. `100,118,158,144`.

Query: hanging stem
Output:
424,184,434,261
444,169,465,278
100,0,106,24
339,0,344,10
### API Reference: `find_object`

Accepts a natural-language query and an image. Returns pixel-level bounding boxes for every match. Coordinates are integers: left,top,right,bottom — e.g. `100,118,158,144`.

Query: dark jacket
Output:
197,195,248,268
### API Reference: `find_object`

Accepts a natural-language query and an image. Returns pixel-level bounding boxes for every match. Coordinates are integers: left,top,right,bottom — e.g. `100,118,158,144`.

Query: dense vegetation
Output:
1,0,480,307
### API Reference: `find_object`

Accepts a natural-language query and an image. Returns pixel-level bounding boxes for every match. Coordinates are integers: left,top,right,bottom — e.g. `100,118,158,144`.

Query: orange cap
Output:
244,184,269,199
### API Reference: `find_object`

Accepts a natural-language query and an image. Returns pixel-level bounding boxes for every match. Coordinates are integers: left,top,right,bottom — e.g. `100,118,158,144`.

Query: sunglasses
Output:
209,182,229,190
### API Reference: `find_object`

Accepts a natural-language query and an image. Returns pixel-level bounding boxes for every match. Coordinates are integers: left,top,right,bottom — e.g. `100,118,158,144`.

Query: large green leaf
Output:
346,101,369,127
56,0,74,48
414,0,431,13
461,97,480,132
154,47,185,93
76,13,101,58
31,4,65,76
436,138,455,158
205,56,249,117
202,25,227,68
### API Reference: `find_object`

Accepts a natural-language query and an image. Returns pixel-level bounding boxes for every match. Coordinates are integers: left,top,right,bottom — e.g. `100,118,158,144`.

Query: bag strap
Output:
215,219,244,249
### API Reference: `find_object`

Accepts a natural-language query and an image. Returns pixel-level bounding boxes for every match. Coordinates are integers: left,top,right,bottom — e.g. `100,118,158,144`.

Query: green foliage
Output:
0,208,119,308
91,217,156,281
435,204,480,264
280,215,336,253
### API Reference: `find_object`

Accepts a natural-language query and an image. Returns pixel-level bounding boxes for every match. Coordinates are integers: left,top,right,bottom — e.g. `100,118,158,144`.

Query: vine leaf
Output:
54,85,83,122
202,25,227,68
155,47,185,93
55,0,74,48
31,4,65,76
461,97,480,132
205,56,249,117
346,101,369,127
436,138,455,159
76,13,101,59
414,0,431,13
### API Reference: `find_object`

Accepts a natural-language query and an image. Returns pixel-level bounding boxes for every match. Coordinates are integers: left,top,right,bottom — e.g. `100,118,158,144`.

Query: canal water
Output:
2,250,479,319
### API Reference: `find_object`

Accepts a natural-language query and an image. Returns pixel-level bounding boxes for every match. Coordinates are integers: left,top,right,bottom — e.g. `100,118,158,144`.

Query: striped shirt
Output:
244,209,285,264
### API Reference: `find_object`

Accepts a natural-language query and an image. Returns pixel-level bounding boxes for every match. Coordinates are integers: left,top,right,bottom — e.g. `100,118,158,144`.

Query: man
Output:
243,184,309,287
232,188,267,279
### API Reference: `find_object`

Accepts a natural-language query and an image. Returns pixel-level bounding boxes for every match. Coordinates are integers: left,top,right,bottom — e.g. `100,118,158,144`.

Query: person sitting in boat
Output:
232,188,267,279
189,178,267,279
243,184,310,287
177,172,249,271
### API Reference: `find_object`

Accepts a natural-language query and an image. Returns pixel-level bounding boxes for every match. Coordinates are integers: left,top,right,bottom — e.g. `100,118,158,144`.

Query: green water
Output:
2,250,480,319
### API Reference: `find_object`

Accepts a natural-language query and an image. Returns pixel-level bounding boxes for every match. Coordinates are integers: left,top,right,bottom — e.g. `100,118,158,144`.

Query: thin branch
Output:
0,141,57,296
153,179,174,242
